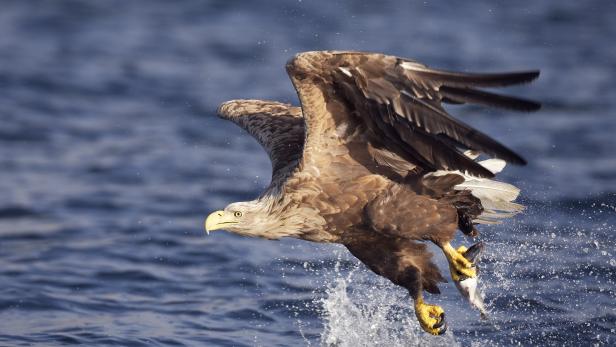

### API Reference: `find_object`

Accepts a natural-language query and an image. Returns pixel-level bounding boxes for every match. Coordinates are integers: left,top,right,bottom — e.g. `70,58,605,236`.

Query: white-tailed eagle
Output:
205,51,539,335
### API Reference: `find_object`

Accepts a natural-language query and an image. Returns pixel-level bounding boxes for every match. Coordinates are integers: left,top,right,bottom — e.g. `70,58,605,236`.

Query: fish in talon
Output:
454,242,488,318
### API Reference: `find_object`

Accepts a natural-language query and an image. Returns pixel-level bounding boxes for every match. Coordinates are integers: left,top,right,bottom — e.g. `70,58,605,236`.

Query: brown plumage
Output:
206,51,539,335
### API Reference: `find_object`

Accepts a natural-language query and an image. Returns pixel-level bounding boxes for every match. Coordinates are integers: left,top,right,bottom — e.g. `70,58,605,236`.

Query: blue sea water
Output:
0,1,615,346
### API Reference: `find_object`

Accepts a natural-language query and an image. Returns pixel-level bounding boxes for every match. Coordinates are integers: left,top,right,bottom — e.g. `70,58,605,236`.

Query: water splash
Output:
318,260,459,347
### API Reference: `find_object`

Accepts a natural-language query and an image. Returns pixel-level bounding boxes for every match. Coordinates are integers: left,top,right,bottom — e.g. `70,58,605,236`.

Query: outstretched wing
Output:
217,99,305,186
286,51,540,178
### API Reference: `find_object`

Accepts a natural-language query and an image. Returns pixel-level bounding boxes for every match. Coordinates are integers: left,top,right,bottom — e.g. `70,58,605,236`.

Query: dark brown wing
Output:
217,99,304,186
286,51,540,178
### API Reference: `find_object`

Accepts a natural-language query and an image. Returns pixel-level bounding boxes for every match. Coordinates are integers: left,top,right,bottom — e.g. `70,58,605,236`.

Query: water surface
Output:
0,1,615,346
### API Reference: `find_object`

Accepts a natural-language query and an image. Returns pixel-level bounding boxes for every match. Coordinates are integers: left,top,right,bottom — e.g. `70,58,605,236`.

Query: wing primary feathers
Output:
397,122,496,178
402,64,540,87
398,92,528,165
439,86,541,111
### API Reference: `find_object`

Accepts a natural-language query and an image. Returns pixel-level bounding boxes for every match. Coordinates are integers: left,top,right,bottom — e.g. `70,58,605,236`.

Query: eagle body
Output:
207,51,540,335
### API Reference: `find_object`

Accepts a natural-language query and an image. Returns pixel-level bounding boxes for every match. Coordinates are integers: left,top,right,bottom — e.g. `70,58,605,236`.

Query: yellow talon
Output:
456,245,468,254
414,297,447,335
442,243,477,281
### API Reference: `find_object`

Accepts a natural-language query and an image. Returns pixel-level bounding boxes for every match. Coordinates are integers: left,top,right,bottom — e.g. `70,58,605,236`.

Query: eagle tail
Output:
453,158,524,224
429,156,524,225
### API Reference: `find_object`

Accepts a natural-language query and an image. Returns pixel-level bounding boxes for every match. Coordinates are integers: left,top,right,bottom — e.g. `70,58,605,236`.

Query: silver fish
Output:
454,241,488,319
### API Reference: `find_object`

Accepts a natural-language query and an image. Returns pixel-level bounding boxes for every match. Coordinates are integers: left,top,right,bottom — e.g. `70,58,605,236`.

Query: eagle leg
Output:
344,233,449,335
441,242,477,281
414,295,447,335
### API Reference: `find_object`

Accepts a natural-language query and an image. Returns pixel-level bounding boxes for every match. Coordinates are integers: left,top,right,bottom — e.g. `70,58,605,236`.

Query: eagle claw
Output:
443,243,477,281
414,300,447,335
433,312,446,329
455,242,484,280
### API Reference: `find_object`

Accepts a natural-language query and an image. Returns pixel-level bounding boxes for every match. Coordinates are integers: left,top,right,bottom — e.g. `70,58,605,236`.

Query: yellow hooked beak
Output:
204,210,237,234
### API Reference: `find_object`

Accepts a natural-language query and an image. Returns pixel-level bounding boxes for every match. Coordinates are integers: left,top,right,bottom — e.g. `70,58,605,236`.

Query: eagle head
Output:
205,201,262,235
205,198,294,239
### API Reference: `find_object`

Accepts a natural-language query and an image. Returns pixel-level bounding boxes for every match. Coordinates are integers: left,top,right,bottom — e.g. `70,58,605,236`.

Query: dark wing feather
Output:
439,86,541,111
217,99,304,185
287,51,540,178
400,61,539,87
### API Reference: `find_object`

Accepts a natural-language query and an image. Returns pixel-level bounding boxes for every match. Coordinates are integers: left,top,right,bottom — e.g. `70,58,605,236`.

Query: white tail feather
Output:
456,180,520,203
429,158,524,224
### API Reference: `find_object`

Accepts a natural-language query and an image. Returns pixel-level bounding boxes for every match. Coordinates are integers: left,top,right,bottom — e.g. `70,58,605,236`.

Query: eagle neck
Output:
251,194,304,239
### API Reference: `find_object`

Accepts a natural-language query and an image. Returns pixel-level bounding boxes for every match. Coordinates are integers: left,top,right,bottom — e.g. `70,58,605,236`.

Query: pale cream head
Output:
204,201,263,235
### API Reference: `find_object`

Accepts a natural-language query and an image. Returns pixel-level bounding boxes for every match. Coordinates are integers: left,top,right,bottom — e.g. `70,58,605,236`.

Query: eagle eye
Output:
234,211,243,218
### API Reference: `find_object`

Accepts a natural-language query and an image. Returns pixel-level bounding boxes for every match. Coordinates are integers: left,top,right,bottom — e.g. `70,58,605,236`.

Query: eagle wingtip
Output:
523,100,542,112
517,70,541,111
528,70,540,81
514,156,528,166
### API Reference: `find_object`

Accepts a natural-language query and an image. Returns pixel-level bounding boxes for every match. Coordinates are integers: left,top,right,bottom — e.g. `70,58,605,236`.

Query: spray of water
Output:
318,256,459,347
